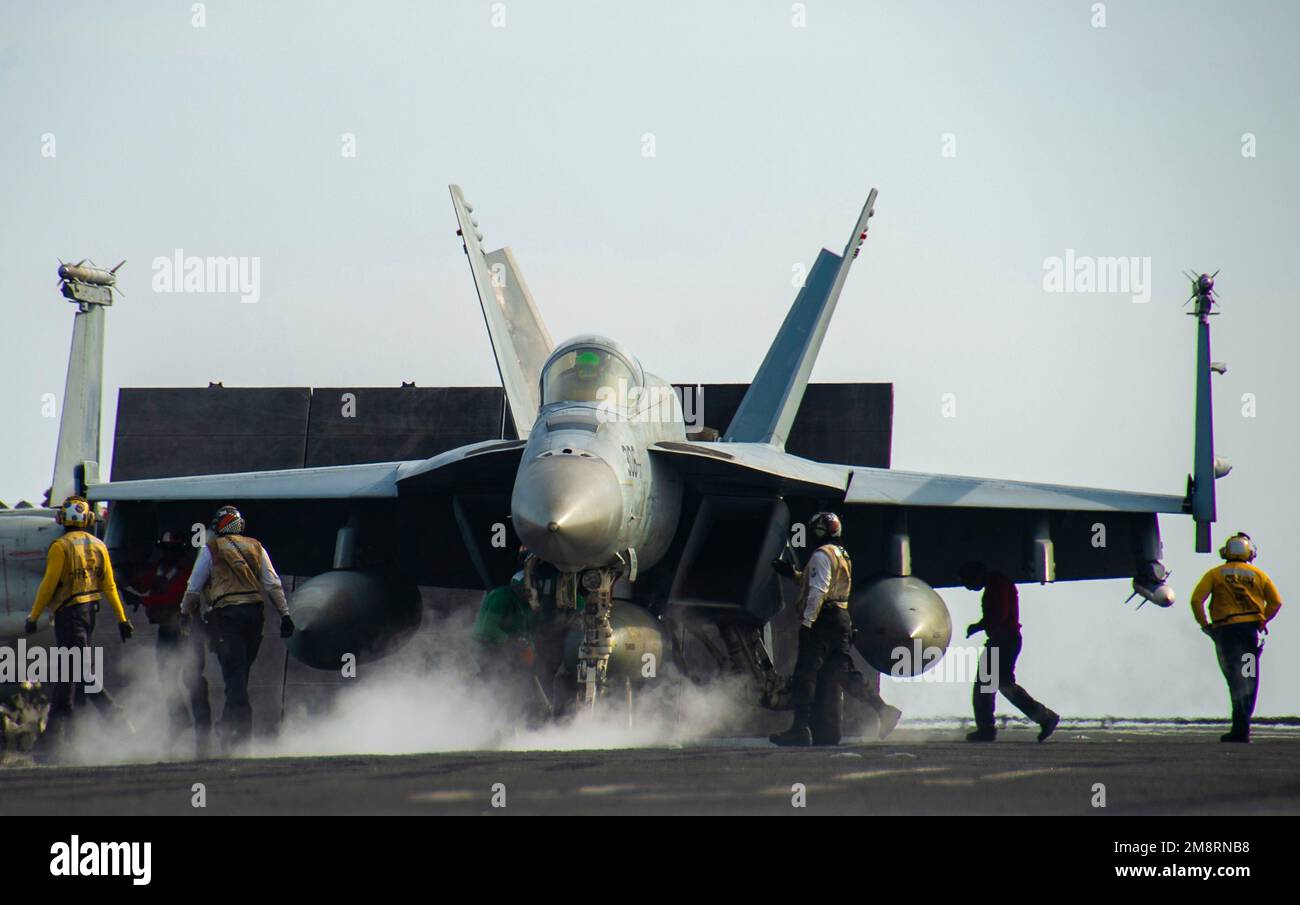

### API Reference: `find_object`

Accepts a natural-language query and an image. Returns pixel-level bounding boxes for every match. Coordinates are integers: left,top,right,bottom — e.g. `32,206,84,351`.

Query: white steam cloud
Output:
46,608,757,766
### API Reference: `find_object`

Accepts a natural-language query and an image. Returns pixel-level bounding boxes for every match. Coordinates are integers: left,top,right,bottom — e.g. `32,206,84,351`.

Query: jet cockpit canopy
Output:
540,335,644,406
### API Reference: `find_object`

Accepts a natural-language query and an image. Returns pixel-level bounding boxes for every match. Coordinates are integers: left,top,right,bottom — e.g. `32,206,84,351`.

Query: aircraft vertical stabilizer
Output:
723,190,877,448
450,185,554,437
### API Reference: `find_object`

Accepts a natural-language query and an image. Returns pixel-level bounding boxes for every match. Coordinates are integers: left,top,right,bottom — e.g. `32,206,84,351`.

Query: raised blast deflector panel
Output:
677,383,892,468
111,383,891,481
110,387,515,481
111,387,311,480
306,387,509,466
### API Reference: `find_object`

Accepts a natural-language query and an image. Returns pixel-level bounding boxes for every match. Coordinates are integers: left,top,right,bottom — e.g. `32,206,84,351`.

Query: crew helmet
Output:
509,569,527,595
211,505,245,536
158,529,187,552
808,511,842,540
55,495,95,529
1220,532,1256,563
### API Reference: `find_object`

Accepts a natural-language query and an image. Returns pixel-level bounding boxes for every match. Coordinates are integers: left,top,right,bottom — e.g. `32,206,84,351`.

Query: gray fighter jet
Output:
91,189,1221,709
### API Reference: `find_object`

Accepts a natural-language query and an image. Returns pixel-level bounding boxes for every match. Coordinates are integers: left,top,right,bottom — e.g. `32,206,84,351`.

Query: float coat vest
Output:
796,543,853,616
206,534,265,607
51,531,108,610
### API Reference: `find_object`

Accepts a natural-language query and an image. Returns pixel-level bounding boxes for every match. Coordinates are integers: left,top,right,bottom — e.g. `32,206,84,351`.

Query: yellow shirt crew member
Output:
1191,532,1282,743
28,529,128,627
1189,560,1282,630
25,496,133,751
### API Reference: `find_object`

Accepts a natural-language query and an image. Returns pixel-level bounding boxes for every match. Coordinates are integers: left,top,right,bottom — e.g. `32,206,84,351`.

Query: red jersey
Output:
981,571,1021,636
129,556,192,609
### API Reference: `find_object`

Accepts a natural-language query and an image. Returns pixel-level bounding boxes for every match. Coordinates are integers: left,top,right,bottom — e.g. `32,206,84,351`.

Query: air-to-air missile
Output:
57,259,124,306
57,260,124,287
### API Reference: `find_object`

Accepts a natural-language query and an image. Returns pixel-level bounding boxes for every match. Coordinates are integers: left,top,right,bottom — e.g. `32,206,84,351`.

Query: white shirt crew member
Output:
180,542,289,617
800,548,835,627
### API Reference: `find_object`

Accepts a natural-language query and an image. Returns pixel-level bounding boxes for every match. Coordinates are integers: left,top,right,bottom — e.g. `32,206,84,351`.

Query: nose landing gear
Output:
575,568,618,711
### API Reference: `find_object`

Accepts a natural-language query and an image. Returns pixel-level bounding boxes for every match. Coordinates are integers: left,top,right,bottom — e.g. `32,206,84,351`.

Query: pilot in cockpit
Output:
543,347,636,405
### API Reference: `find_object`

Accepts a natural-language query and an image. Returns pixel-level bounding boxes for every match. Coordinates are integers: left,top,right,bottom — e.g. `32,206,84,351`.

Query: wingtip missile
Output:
57,260,121,287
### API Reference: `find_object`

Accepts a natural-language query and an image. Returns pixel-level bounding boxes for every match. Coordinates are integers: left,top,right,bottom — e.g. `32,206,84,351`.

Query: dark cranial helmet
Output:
958,560,987,590
211,505,245,536
158,529,188,552
808,511,842,540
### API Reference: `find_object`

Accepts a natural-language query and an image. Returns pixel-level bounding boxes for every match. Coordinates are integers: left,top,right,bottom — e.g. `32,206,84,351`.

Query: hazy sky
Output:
2,1,1297,717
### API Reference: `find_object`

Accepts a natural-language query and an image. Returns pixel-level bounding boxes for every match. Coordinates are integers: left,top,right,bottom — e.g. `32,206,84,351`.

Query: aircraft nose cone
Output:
512,454,624,571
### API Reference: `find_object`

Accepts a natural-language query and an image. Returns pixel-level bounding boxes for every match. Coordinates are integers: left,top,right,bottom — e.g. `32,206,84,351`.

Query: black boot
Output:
770,705,813,747
1221,704,1250,743
965,727,996,742
877,705,903,740
1037,709,1060,743
770,724,812,747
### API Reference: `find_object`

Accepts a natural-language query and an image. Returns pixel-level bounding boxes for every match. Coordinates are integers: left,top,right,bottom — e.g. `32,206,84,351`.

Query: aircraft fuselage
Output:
511,367,684,576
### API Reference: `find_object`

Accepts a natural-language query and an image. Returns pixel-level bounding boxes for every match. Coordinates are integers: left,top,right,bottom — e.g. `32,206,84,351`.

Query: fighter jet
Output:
90,188,1222,710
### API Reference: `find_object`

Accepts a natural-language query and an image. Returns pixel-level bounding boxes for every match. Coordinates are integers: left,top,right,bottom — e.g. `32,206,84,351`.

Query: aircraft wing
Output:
653,439,1186,589
651,440,849,495
88,460,406,501
845,467,1186,513
87,439,527,588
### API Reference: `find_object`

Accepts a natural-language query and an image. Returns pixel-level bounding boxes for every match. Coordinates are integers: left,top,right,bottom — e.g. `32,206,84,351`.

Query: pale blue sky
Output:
2,1,1297,716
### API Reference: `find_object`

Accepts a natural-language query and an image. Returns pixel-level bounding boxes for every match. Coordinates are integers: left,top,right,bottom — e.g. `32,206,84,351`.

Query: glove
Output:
965,623,981,639
280,615,295,639
1201,624,1215,638
118,621,134,642
771,559,795,579
24,619,38,634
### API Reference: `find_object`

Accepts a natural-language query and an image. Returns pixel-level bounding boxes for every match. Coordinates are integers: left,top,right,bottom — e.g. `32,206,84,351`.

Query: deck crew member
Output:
770,512,900,745
24,496,134,748
961,561,1059,743
179,506,293,750
1190,532,1282,743
124,529,212,755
